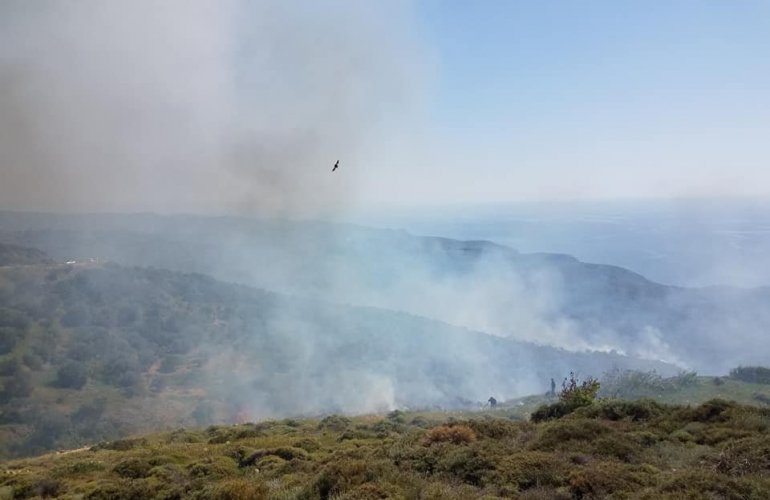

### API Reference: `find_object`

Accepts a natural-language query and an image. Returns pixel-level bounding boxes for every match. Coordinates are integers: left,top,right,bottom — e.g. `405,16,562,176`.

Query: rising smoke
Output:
0,0,422,216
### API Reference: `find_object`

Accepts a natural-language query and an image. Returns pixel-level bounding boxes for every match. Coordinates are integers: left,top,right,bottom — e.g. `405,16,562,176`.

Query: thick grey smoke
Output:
0,0,421,216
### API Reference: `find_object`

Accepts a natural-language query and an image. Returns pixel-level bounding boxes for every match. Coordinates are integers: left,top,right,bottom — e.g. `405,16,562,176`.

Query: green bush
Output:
55,361,88,389
467,417,522,439
658,471,770,498
560,372,600,408
531,401,572,422
574,399,665,422
187,456,237,478
568,462,654,497
423,425,477,446
436,447,494,486
91,437,147,451
730,366,770,385
531,419,612,451
0,368,33,402
318,415,351,432
112,458,153,479
532,373,601,422
497,452,570,490
239,447,309,467
715,436,770,476
310,459,388,499
0,327,19,355
200,478,268,500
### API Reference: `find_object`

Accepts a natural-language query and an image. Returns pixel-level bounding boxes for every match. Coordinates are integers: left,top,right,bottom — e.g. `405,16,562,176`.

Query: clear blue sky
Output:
358,1,770,205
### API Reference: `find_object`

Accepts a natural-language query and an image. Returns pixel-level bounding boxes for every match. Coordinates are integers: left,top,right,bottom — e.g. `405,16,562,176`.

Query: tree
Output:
560,371,600,410
531,372,602,422
55,362,88,390
0,369,33,402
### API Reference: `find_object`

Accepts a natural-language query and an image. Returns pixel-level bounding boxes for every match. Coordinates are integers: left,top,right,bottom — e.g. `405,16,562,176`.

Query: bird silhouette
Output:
332,160,339,172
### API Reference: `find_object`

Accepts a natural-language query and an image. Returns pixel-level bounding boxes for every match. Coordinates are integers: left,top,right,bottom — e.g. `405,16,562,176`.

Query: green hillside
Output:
3,211,770,374
0,243,52,267
0,259,675,459
1,399,769,499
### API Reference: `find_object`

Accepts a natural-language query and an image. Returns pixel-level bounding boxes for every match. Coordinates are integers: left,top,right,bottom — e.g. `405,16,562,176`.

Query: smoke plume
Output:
0,0,422,216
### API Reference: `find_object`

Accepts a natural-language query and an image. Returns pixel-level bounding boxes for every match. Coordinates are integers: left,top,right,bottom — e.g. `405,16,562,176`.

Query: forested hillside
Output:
0,254,673,458
2,212,769,373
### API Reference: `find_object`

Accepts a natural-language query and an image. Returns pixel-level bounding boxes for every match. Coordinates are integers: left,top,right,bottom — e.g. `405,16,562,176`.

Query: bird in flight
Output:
332,160,339,172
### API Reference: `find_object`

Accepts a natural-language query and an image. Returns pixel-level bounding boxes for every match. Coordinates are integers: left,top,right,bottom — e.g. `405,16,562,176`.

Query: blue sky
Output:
357,1,770,205
419,2,768,129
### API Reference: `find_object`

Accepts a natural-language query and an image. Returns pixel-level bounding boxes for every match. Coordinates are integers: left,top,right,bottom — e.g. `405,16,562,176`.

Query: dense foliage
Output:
1,400,769,499
0,243,52,267
0,260,681,459
531,372,600,422
730,366,770,385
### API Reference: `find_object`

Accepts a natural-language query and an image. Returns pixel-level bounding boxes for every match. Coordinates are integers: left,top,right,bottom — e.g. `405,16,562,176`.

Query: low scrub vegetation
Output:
1,399,769,499
422,424,477,445
731,366,770,385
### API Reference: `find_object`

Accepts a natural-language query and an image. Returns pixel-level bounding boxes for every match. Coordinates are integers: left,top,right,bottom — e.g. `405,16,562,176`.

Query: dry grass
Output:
422,424,477,446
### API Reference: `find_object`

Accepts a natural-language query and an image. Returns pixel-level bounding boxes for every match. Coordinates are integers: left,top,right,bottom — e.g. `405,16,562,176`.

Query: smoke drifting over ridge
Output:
0,0,422,215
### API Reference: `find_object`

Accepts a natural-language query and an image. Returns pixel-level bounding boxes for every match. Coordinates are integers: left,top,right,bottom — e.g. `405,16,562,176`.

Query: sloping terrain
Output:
1,211,768,372
0,256,672,459
0,243,52,267
1,399,769,499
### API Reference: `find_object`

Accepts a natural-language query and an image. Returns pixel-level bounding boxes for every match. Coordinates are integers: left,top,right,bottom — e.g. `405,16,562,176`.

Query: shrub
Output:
658,471,770,498
531,402,572,423
0,368,33,402
446,449,497,487
685,399,735,423
55,361,88,389
295,437,321,452
318,415,351,432
0,357,21,376
560,372,600,409
730,366,770,385
0,327,20,355
35,478,62,498
200,478,269,500
467,417,521,439
112,458,152,479
423,425,477,446
239,447,309,467
715,436,770,476
568,462,654,497
21,352,43,371
574,399,665,422
531,419,612,451
91,437,147,451
600,369,666,398
387,409,407,423
497,452,570,490
158,355,182,374
310,459,387,499
187,456,237,478
532,373,602,422
410,416,432,428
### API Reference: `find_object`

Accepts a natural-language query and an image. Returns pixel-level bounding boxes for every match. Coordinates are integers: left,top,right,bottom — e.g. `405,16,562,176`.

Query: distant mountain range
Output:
1,211,768,374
